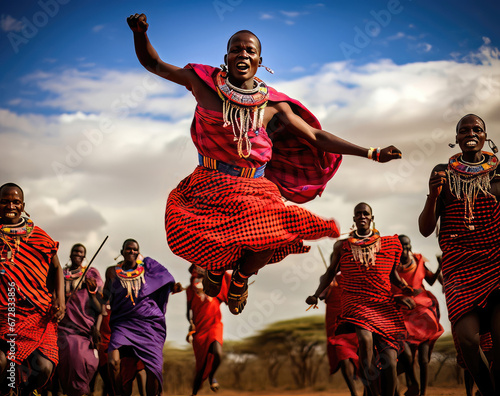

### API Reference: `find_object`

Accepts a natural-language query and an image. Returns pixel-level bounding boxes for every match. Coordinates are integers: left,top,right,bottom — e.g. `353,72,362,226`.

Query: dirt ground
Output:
171,387,468,396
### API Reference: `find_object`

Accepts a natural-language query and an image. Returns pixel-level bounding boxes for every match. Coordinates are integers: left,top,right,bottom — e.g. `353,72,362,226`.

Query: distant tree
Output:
247,315,327,388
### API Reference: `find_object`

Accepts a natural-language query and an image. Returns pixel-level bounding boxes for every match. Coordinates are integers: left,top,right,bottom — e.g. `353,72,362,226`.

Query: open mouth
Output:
236,62,249,71
4,212,17,218
465,140,478,147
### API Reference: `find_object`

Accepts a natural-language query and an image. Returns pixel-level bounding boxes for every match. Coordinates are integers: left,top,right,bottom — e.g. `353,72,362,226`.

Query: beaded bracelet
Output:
367,147,375,160
372,147,381,162
87,286,98,294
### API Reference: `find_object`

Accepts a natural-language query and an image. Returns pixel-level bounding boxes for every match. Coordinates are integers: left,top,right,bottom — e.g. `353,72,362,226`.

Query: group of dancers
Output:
1,11,499,396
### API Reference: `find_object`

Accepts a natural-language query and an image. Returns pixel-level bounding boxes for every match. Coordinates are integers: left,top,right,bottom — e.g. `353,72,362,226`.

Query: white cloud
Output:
280,10,301,18
1,42,499,345
0,14,23,32
92,24,105,33
260,13,273,20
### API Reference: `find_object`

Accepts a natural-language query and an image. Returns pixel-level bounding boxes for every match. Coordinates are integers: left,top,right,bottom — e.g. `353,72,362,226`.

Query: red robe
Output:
187,272,230,383
324,274,359,374
0,224,59,365
166,64,340,271
392,254,444,347
336,236,406,352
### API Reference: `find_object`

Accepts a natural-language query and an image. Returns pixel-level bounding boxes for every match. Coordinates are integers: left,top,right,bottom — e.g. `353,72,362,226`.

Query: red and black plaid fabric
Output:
185,63,342,204
336,236,406,352
0,307,58,365
0,226,58,313
439,194,500,326
324,274,359,375
0,225,59,364
166,166,340,270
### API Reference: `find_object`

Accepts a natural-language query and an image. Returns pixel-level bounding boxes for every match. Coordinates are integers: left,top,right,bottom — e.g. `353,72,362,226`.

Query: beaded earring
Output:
487,139,499,154
259,64,274,74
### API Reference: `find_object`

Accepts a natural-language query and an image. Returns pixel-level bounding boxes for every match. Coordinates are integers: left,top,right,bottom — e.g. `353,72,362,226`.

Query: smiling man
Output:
0,182,65,394
127,13,402,316
419,114,500,394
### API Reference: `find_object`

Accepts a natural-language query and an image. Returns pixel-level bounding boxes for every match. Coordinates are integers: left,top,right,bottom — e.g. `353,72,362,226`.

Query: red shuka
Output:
336,235,406,352
187,272,230,383
392,253,444,347
0,225,59,365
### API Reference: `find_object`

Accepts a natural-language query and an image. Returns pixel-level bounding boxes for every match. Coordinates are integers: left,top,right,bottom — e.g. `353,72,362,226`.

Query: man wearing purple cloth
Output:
55,244,103,396
103,239,178,396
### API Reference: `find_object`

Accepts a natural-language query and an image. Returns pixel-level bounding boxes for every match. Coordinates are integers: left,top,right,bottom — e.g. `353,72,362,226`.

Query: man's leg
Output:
339,359,358,396
418,342,430,396
454,312,494,395
356,328,379,396
21,350,54,395
208,341,222,391
379,347,397,396
108,349,123,396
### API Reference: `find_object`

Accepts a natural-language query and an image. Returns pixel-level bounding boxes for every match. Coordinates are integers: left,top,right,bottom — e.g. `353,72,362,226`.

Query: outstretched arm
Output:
268,102,402,162
127,13,196,88
306,240,343,305
419,164,447,237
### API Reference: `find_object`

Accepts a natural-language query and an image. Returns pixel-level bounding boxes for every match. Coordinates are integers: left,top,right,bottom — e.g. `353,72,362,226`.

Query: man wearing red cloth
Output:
307,203,413,396
419,114,500,395
392,235,443,396
186,266,230,396
0,183,65,395
127,13,402,316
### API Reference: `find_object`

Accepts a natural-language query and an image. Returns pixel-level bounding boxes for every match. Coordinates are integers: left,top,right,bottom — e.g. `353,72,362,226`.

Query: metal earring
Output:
487,139,499,154
259,64,274,74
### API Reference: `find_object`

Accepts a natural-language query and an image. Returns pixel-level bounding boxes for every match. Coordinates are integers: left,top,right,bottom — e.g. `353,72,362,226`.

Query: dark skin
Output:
419,115,500,394
0,185,65,393
126,14,402,313
306,203,413,396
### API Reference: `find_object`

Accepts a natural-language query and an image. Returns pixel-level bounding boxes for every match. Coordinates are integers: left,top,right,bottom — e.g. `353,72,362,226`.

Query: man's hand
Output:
127,13,148,33
305,295,318,305
85,278,98,294
379,146,402,163
52,296,66,322
395,295,416,310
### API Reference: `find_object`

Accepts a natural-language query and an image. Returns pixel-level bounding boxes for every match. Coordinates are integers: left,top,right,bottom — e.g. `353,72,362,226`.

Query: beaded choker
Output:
116,260,146,305
0,217,34,263
348,229,381,269
216,68,269,158
447,151,498,229
64,266,86,294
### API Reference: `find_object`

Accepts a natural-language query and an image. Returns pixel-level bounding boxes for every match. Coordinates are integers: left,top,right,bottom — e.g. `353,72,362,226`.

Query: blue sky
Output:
1,0,500,346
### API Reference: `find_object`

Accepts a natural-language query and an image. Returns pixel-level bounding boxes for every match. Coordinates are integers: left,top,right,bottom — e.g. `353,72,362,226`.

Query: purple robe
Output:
108,257,175,387
57,268,103,396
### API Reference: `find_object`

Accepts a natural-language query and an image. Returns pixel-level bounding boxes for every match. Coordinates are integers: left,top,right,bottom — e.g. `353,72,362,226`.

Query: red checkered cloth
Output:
439,194,500,327
336,236,406,352
0,307,58,365
166,166,340,270
185,63,342,203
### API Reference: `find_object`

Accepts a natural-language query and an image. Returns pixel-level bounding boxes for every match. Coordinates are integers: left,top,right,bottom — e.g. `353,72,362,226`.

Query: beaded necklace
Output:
115,260,146,305
447,151,498,230
0,217,34,264
64,265,86,295
347,229,381,269
216,67,269,158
